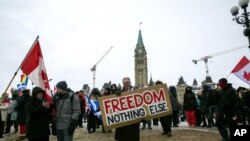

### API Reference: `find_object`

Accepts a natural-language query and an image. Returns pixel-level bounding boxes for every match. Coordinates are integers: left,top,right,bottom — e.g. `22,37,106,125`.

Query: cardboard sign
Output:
98,84,172,130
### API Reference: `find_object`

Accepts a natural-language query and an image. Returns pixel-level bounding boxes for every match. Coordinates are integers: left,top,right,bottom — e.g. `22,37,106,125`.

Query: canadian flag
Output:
231,56,250,85
20,38,52,102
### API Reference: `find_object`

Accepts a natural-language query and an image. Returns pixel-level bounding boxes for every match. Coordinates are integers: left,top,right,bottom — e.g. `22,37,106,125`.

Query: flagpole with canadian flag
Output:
3,35,52,103
3,36,39,94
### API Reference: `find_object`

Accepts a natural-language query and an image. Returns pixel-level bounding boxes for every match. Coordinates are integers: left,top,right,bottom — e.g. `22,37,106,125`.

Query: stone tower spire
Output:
134,29,148,88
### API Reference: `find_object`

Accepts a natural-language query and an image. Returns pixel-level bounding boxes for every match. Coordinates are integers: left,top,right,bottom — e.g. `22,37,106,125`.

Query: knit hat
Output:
155,80,163,85
91,88,100,96
22,89,30,94
12,89,19,99
219,78,227,84
32,87,45,97
56,81,68,91
1,93,8,98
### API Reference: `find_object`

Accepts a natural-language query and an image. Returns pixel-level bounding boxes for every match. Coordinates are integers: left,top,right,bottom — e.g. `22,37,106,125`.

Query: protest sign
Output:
98,84,172,130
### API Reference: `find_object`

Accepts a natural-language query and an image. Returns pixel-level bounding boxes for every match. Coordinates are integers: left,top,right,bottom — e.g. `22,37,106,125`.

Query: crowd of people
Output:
183,78,250,141
0,77,249,141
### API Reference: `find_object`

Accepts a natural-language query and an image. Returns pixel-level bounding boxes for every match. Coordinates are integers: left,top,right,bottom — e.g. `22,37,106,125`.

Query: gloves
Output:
68,119,78,135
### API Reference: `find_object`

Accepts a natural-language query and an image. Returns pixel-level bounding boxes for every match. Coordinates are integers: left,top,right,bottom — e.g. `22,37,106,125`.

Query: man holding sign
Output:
114,77,140,141
98,77,172,141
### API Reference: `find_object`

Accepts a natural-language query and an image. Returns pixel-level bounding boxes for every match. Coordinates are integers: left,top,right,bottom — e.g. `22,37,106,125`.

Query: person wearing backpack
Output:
55,81,80,141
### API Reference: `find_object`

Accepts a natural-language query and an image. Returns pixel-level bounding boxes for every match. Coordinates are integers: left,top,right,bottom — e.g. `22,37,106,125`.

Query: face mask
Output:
219,82,227,89
36,98,43,103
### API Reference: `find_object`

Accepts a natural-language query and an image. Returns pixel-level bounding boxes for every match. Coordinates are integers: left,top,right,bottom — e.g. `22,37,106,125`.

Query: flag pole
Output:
3,35,39,94
226,72,231,79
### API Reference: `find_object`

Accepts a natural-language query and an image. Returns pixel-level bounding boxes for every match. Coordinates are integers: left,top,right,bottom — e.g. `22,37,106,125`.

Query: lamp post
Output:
231,0,250,49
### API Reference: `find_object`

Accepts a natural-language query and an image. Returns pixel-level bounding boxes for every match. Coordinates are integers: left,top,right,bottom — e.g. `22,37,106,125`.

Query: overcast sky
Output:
1,0,250,93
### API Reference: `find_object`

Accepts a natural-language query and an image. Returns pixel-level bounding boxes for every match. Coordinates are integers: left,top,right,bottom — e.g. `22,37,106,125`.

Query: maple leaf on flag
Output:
243,71,250,81
231,56,250,85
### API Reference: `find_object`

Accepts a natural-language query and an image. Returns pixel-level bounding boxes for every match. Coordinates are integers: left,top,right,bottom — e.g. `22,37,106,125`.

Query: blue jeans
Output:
57,129,73,141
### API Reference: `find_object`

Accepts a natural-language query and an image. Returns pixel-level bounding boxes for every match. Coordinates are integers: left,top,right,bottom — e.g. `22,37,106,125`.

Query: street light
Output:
231,0,250,49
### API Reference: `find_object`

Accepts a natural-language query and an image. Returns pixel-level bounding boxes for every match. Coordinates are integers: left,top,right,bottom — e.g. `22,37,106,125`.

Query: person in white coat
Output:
0,93,10,139
4,89,18,134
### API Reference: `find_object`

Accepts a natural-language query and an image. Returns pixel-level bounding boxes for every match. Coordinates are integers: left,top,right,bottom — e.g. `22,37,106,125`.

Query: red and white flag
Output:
20,38,52,102
231,56,250,85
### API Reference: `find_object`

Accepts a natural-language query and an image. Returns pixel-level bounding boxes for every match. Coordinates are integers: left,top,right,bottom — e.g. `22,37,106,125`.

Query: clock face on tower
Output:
138,49,143,54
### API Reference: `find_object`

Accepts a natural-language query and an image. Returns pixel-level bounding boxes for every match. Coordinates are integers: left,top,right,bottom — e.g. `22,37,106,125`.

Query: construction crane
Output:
192,46,247,77
91,46,113,88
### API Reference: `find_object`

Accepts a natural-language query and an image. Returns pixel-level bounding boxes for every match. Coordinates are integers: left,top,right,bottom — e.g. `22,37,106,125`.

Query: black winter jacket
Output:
25,98,51,139
115,86,140,141
15,94,30,124
183,92,198,111
217,85,237,116
207,90,218,107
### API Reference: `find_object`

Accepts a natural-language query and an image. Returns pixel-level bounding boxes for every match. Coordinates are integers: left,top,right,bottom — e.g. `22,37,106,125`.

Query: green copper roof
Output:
136,30,144,49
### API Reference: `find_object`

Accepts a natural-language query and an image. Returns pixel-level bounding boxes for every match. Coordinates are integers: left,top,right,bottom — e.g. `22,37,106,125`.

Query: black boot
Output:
108,130,112,133
219,128,229,141
201,124,207,127
88,129,92,134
